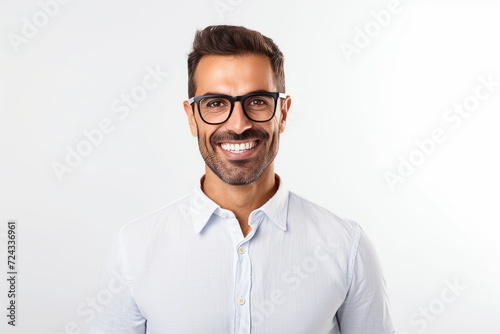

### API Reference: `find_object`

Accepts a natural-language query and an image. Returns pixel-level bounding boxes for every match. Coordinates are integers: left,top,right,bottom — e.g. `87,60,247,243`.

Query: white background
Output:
1,0,499,333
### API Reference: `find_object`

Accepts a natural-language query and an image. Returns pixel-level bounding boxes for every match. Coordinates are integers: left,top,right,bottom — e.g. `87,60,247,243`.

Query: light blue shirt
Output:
91,175,394,334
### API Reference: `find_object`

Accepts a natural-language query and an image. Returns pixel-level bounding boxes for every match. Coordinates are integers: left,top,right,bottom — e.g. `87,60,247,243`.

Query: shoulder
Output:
284,191,364,259
287,191,360,234
119,192,191,238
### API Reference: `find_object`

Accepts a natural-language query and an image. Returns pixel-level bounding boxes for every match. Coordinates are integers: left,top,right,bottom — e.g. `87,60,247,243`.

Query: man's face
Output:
184,54,290,185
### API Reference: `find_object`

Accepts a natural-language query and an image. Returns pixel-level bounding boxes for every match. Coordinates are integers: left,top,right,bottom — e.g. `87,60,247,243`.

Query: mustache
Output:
211,128,269,143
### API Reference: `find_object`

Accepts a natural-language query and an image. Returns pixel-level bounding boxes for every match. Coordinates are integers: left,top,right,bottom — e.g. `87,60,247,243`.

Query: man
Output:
91,25,394,334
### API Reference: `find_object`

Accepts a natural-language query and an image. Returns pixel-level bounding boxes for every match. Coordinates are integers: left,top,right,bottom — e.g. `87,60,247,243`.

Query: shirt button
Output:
238,297,246,305
220,212,227,218
238,247,246,254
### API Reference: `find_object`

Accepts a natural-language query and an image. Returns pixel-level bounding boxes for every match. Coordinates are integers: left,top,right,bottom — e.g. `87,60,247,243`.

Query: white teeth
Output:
221,141,256,152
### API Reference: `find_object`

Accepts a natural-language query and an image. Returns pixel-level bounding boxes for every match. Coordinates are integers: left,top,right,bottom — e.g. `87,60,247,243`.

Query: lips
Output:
212,129,267,159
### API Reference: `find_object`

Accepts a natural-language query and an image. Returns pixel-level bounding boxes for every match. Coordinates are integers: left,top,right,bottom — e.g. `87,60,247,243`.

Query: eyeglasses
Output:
188,92,287,125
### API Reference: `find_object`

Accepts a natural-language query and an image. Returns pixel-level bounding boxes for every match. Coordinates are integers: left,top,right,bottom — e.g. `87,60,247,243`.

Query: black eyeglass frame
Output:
188,92,288,125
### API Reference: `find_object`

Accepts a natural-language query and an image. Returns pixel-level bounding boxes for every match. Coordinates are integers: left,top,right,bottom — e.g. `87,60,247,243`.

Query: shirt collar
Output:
189,174,289,234
255,174,289,231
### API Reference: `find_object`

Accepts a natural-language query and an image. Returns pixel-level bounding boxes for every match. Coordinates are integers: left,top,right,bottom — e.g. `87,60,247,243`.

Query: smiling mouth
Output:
219,140,258,153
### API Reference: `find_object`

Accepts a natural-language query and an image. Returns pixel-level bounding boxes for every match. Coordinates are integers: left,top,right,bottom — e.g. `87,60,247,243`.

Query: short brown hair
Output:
187,25,285,97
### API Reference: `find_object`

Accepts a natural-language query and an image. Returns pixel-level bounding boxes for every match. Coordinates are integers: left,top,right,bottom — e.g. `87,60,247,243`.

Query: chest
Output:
132,229,347,334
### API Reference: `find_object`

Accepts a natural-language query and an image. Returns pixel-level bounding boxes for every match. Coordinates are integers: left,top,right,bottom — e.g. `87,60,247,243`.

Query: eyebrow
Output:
200,89,270,96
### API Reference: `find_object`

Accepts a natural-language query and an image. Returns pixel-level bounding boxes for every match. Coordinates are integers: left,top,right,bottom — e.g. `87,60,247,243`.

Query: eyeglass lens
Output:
199,95,276,123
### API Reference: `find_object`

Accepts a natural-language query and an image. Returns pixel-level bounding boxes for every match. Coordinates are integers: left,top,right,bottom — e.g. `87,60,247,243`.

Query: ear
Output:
183,100,198,137
278,96,292,133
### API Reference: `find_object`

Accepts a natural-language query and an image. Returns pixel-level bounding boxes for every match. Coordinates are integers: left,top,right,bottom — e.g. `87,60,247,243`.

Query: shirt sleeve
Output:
89,230,147,334
336,223,395,334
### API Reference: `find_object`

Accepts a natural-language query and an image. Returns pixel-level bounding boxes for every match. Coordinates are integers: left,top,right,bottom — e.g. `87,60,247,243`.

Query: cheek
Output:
269,120,281,135
263,125,280,147
199,127,217,146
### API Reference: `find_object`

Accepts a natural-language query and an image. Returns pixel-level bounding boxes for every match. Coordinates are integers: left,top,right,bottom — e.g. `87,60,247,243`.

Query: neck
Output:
201,165,278,237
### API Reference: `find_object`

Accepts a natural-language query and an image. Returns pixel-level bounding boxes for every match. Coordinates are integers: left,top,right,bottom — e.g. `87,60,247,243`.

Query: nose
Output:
224,101,252,134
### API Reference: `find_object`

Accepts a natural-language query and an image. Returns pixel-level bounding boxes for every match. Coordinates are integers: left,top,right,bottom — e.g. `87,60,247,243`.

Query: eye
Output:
202,98,229,109
248,98,266,106
246,96,273,110
207,99,226,108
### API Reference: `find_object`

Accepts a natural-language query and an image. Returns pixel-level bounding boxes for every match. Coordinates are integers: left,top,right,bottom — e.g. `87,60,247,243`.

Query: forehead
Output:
194,54,275,95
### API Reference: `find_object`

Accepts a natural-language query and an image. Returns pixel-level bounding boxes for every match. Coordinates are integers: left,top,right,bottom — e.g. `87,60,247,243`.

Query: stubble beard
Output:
197,126,279,185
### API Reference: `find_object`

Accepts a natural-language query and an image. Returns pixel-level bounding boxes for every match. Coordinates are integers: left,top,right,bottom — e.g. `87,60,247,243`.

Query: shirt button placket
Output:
234,241,251,334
